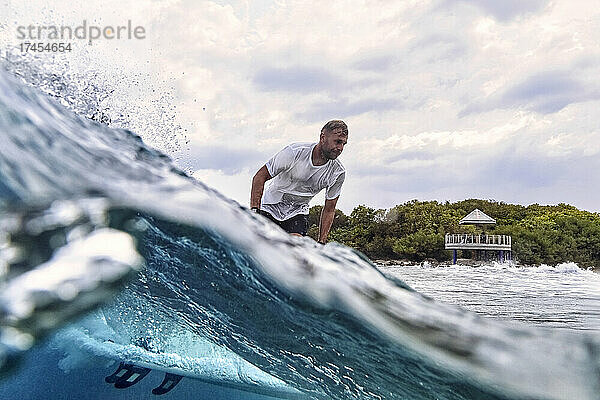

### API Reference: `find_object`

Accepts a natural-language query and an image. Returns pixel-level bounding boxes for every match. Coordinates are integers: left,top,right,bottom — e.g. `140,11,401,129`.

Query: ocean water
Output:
1,58,600,400
384,262,600,332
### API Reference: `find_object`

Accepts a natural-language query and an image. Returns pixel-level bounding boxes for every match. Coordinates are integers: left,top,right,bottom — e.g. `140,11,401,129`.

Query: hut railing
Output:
444,234,512,250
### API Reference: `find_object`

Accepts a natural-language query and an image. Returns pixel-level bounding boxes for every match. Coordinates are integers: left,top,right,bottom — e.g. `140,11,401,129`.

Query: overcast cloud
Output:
2,0,599,213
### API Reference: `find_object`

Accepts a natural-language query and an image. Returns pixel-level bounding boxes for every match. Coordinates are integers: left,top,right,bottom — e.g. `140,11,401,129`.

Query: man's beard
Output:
323,149,338,160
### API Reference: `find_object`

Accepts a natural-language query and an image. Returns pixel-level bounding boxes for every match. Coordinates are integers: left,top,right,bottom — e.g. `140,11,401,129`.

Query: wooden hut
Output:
445,209,512,264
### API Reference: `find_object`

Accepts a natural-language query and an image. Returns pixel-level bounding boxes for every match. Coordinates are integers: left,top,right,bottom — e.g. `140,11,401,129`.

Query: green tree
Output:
303,199,600,267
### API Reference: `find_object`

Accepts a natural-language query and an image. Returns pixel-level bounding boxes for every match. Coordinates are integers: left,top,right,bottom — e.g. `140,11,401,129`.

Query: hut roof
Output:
459,209,496,225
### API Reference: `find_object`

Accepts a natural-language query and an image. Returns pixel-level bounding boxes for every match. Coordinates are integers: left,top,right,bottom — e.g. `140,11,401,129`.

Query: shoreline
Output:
373,258,489,268
373,258,599,272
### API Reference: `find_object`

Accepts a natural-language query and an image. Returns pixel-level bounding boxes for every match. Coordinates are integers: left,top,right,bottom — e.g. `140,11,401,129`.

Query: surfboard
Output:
98,339,305,398
56,318,306,399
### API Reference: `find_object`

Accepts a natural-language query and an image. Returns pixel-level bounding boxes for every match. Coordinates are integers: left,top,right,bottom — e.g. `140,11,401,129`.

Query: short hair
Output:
321,120,348,136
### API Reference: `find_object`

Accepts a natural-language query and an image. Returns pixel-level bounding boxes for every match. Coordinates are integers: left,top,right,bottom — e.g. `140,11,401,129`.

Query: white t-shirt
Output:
261,142,345,221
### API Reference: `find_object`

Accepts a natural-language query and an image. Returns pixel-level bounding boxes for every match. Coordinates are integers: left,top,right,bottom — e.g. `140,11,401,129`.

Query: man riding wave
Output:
250,120,348,244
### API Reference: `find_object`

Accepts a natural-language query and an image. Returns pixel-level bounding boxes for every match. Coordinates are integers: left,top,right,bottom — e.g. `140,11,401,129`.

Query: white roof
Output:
459,209,496,225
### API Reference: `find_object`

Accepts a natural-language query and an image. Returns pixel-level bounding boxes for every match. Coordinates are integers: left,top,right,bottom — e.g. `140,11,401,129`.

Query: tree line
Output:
307,199,600,267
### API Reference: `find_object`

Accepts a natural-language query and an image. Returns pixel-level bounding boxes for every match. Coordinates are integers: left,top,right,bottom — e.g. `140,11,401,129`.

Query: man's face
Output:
320,128,348,160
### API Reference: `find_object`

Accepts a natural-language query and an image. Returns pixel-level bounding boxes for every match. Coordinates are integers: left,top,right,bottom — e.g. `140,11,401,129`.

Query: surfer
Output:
250,120,348,244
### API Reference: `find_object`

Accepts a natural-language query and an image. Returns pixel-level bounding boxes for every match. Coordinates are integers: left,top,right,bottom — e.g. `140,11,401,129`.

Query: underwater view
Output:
1,51,600,400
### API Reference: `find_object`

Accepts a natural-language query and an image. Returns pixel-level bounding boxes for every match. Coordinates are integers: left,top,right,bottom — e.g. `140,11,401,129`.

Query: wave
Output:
1,64,600,400
414,260,595,274
536,262,589,273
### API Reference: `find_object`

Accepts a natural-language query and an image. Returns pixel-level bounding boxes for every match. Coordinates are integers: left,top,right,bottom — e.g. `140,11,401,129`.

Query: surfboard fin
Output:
105,362,152,389
152,372,183,395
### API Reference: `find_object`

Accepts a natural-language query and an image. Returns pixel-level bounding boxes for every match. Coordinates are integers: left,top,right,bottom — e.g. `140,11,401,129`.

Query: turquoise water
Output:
1,58,599,399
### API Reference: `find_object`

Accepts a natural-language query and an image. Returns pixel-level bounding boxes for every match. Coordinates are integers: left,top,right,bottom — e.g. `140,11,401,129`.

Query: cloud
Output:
8,0,600,214
445,0,549,22
501,71,587,112
170,1,600,212
183,145,266,175
253,66,343,93
480,153,569,188
341,134,600,213
461,70,600,115
408,33,469,63
297,97,403,122
351,53,397,72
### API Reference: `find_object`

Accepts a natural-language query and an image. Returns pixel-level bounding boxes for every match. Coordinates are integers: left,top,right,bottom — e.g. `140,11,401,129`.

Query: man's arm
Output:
318,196,339,243
250,165,272,209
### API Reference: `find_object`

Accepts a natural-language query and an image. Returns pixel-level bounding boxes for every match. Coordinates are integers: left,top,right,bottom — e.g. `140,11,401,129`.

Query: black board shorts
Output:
259,210,308,236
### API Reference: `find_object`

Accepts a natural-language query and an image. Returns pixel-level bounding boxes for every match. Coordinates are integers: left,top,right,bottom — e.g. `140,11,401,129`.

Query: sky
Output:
2,0,600,214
